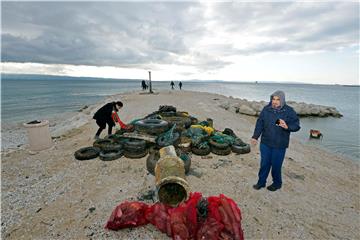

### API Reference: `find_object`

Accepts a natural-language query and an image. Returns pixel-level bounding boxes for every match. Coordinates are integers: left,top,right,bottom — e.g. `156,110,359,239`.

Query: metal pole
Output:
148,71,153,93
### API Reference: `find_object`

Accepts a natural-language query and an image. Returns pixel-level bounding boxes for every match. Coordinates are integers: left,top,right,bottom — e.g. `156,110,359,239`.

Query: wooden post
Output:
148,71,153,93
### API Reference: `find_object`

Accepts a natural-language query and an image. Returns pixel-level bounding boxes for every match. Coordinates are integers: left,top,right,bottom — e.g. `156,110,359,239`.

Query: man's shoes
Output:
253,184,265,190
266,184,281,191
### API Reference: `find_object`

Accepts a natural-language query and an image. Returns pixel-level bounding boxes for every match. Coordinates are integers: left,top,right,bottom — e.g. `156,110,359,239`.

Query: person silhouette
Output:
141,80,146,90
170,81,175,90
179,81,183,90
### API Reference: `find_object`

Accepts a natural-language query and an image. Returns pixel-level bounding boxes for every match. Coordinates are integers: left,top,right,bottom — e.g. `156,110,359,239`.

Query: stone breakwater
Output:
218,97,342,117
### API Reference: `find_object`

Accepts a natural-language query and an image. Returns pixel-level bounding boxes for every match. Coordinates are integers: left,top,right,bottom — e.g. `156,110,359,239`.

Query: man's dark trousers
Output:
257,143,286,188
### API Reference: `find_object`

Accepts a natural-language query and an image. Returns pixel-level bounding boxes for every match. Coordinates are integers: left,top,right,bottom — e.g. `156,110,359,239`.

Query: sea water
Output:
1,74,359,160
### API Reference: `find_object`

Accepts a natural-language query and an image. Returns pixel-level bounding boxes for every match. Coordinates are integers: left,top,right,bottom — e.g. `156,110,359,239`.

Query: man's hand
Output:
278,119,288,129
251,138,258,145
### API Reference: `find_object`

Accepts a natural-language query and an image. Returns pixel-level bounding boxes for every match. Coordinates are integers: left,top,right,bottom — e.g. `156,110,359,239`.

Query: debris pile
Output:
74,105,251,176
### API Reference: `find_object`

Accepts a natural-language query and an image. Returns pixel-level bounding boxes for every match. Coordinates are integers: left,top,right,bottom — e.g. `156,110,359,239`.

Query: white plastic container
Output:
23,120,53,151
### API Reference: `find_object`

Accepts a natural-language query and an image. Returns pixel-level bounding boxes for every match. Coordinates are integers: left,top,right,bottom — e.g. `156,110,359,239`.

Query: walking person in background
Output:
141,80,146,90
251,90,300,191
93,101,127,139
170,81,175,90
179,81,183,90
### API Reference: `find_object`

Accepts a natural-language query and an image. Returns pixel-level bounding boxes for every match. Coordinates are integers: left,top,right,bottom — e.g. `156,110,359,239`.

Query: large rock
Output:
234,104,257,116
221,98,342,118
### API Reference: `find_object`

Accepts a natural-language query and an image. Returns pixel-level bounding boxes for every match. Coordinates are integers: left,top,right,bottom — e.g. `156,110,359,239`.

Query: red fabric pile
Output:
105,192,244,240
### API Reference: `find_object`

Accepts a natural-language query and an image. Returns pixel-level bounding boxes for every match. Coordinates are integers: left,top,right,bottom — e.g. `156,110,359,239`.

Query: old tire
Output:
93,139,122,152
74,147,100,160
99,149,123,161
105,134,129,143
222,128,237,138
190,116,198,125
208,138,230,149
124,148,149,159
191,144,211,156
135,119,169,135
211,146,232,156
231,143,251,154
124,138,146,149
163,116,191,130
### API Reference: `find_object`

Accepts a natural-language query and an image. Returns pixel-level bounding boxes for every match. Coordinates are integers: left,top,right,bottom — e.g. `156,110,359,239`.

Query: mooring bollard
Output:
154,145,190,207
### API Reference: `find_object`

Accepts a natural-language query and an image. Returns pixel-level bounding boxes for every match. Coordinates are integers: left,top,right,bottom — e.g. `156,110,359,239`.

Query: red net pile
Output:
105,192,244,240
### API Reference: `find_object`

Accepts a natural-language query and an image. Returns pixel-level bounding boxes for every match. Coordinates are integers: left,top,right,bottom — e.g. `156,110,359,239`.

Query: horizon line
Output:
1,72,359,87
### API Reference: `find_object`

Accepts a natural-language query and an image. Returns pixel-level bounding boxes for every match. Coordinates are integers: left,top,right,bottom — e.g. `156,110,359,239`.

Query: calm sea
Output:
1,74,359,161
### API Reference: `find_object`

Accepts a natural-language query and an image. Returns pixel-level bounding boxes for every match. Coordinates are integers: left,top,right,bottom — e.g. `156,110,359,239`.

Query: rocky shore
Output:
218,97,342,117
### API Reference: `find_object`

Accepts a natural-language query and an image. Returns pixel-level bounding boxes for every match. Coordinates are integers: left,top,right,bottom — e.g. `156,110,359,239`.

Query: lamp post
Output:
148,71,153,93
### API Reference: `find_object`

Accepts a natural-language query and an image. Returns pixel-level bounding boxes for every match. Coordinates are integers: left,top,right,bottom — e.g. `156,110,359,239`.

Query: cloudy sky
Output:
1,1,359,84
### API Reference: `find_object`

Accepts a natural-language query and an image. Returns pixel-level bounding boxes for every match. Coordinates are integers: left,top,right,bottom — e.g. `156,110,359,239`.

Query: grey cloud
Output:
2,2,208,66
208,2,359,54
1,2,358,70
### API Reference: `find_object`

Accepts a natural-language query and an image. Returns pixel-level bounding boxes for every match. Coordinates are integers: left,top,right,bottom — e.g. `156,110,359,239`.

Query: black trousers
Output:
95,119,114,136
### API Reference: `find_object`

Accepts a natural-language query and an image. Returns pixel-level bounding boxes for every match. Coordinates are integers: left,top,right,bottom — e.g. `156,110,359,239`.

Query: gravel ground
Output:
1,90,359,239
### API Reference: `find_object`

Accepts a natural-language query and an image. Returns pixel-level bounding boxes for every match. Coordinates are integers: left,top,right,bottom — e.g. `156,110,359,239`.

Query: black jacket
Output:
93,102,117,125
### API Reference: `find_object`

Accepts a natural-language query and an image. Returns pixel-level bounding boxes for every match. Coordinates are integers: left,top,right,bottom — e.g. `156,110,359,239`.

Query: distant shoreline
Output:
2,73,359,86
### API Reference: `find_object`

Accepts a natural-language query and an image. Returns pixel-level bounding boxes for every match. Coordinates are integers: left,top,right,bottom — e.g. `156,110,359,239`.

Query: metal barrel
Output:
155,146,190,207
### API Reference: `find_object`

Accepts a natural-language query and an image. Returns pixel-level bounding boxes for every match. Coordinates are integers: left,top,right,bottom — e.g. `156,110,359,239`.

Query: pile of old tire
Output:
191,142,211,156
146,147,191,175
93,138,124,161
134,119,169,135
222,128,251,154
74,146,101,160
209,138,232,156
123,138,148,159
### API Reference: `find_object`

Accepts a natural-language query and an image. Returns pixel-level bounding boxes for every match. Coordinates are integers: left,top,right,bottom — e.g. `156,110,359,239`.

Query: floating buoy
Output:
309,129,323,139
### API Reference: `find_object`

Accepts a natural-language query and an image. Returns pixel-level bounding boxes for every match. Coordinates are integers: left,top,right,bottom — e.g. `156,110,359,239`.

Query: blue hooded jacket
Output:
252,90,300,148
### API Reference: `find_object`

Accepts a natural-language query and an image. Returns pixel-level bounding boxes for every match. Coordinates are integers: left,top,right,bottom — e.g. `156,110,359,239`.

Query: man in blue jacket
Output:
251,90,300,191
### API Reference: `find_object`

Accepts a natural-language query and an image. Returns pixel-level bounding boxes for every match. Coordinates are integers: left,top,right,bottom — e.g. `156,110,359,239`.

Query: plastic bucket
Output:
23,120,53,151
155,146,190,207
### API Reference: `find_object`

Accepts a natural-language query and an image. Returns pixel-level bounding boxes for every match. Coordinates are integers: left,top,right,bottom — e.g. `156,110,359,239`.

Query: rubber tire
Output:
74,147,100,160
94,139,123,152
135,119,169,135
178,145,191,153
191,144,211,156
231,144,251,154
211,146,232,156
190,116,198,125
124,138,146,149
99,149,123,161
208,138,230,149
160,111,176,117
124,148,149,159
156,132,180,147
164,116,191,128
105,134,123,142
222,128,237,138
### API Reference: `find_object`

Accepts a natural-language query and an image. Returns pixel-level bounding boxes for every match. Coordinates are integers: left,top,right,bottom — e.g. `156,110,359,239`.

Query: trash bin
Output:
23,120,53,151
